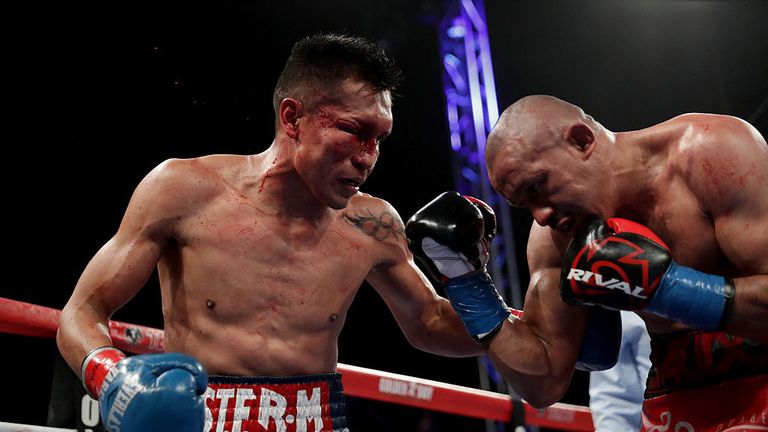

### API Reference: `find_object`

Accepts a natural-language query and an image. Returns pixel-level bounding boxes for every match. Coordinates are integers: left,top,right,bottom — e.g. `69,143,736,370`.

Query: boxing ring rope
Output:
0,422,75,432
0,297,594,431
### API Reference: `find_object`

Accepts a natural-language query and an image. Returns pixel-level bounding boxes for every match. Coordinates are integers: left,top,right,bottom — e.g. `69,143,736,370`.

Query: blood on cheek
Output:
333,140,354,159
360,139,378,156
314,108,336,129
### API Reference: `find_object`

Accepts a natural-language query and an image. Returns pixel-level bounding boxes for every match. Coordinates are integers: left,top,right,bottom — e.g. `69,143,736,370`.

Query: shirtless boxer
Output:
56,34,484,432
409,95,766,430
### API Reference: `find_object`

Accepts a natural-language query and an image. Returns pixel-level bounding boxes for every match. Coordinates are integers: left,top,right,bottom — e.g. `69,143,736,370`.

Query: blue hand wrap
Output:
647,261,730,331
444,271,511,340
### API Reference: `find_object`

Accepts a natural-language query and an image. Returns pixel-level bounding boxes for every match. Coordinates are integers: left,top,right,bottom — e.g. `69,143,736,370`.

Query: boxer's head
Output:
273,33,401,119
486,95,610,232
274,34,401,210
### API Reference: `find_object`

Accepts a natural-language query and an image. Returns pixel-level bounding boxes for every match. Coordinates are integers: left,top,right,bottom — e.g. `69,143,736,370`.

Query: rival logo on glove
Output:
565,235,666,309
566,268,649,299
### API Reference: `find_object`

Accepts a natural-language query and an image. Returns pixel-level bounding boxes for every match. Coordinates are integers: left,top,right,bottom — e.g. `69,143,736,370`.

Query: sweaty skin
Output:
57,79,482,378
483,95,768,407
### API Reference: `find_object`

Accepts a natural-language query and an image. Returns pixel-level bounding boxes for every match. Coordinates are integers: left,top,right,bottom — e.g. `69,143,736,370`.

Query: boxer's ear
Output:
565,123,595,159
279,98,303,139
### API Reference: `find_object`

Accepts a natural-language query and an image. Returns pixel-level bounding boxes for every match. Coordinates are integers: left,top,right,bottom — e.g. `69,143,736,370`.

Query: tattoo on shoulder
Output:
344,209,404,241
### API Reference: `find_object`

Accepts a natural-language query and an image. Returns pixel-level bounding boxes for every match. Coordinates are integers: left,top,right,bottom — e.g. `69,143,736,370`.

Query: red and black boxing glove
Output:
560,218,734,331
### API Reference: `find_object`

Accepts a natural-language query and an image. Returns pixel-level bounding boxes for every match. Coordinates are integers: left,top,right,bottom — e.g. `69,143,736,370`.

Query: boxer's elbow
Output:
56,306,81,373
487,334,571,407
518,379,570,409
57,305,76,351
491,361,570,408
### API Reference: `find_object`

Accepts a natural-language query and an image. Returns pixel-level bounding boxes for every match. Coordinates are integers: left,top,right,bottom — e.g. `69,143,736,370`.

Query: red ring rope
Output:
0,297,594,431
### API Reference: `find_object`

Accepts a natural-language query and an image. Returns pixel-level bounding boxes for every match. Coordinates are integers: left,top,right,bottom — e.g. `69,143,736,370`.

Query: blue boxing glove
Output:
574,307,622,371
82,347,208,432
406,192,510,341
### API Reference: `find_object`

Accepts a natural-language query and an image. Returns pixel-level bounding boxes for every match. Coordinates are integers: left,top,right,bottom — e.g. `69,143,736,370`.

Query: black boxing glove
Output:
406,192,510,340
561,218,734,330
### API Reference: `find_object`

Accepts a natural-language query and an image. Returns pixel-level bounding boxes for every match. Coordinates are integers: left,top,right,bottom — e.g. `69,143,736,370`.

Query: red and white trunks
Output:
204,373,348,432
642,374,768,432
642,330,768,432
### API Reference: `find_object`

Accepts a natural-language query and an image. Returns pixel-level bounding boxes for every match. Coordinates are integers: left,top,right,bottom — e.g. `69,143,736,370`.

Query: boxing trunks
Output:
205,373,348,432
642,330,768,431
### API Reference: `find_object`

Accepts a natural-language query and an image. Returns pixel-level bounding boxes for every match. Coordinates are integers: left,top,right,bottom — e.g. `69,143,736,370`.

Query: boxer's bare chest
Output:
173,191,379,305
645,178,734,277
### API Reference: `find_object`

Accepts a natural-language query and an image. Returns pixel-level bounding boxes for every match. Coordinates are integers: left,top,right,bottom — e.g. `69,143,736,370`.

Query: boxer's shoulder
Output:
344,194,404,225
342,194,406,246
667,113,761,157
148,155,248,201
528,223,569,268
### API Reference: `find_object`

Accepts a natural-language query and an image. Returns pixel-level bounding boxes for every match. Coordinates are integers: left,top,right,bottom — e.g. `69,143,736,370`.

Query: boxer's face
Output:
489,139,597,232
295,78,393,209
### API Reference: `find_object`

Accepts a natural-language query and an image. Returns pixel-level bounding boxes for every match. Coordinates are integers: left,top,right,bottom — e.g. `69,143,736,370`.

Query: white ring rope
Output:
0,422,75,432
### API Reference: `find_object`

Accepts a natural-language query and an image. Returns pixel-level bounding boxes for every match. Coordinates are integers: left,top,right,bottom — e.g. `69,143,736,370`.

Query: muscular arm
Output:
57,159,192,375
485,224,588,408
359,200,484,357
688,117,768,341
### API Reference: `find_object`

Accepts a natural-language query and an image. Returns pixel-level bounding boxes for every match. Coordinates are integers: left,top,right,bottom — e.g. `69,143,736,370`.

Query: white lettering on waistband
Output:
205,384,325,432
215,388,235,432
258,388,287,431
233,388,257,432
296,387,323,432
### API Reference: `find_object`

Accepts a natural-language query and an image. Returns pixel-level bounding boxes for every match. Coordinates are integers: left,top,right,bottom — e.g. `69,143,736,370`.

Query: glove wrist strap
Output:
444,272,511,341
81,346,126,399
647,262,731,331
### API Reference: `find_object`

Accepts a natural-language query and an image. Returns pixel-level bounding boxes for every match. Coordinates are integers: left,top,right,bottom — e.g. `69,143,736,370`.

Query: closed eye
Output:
338,124,358,135
338,123,373,144
527,175,547,195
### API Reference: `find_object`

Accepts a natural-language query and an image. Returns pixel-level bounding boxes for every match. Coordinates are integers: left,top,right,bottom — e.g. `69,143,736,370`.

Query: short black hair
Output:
273,33,402,112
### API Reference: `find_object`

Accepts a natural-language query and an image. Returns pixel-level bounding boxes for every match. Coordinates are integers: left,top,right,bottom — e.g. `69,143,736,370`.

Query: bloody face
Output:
294,79,393,210
488,139,602,233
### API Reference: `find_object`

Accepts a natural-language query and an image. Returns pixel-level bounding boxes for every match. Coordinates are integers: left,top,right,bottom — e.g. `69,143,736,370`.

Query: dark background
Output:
3,0,767,430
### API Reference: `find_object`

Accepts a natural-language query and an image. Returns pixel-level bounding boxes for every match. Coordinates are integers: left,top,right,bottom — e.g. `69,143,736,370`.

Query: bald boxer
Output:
480,95,767,430
57,34,484,432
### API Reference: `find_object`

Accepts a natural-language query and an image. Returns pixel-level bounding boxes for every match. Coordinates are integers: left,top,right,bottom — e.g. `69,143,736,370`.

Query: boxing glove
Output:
560,218,734,331
82,347,208,432
574,307,621,371
406,191,510,340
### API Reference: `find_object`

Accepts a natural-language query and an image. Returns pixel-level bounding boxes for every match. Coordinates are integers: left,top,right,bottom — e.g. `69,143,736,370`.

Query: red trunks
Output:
204,373,348,432
642,374,767,432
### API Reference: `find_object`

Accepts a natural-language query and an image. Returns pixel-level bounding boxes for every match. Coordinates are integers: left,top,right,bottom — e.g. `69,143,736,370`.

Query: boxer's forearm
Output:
723,275,768,342
57,301,113,376
414,299,485,356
